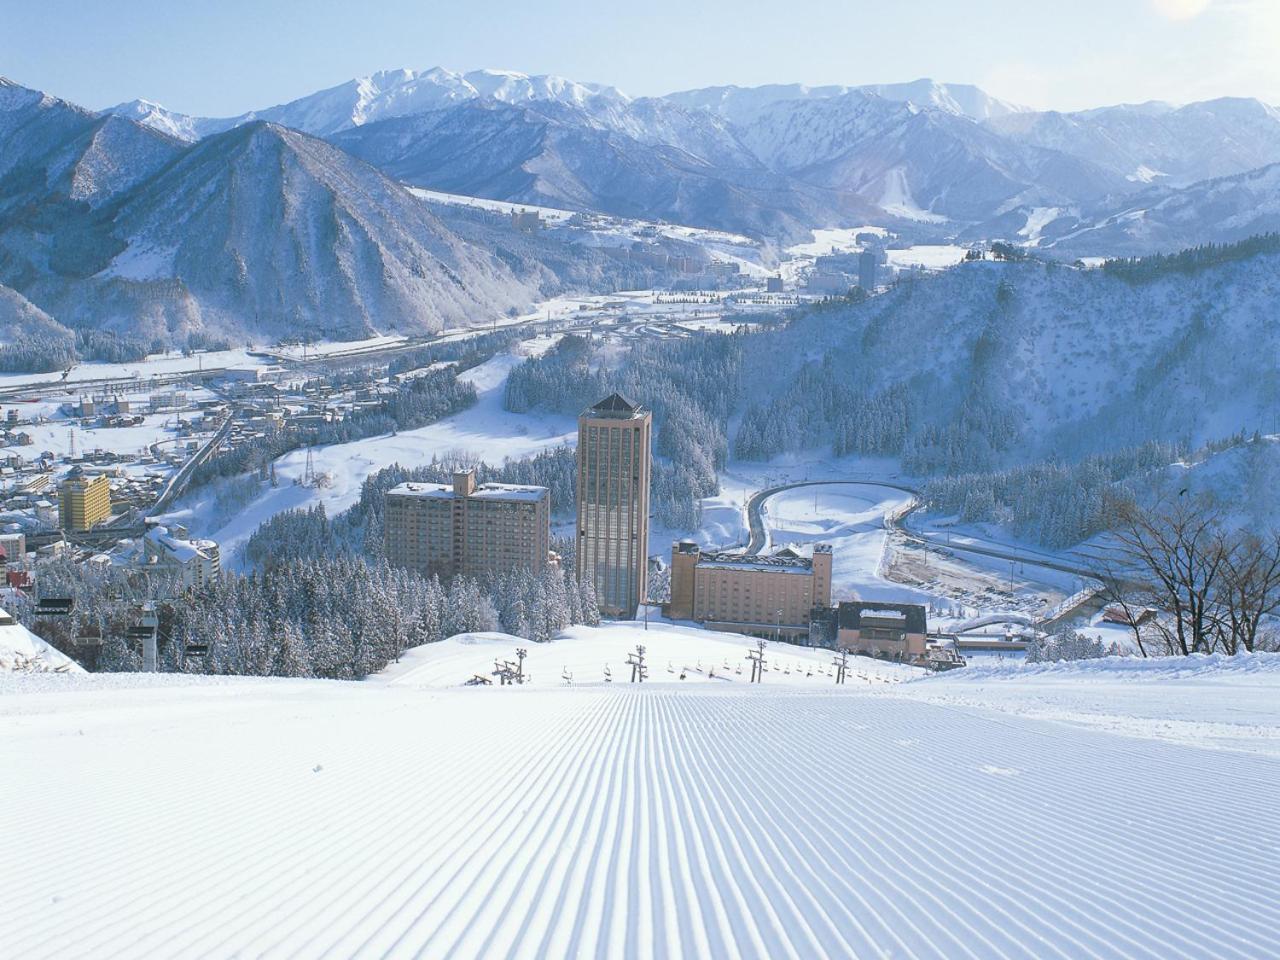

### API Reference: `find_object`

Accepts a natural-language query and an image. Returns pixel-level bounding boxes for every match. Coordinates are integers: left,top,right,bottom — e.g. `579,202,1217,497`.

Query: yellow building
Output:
59,467,112,531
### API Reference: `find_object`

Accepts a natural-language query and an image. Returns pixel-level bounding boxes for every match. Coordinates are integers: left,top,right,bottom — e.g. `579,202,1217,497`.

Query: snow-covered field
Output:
784,225,888,258
377,623,918,689
885,244,968,271
760,483,926,602
4,634,1278,959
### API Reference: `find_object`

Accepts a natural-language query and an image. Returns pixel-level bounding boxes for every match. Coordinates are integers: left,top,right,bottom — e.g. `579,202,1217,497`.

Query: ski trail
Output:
4,678,1279,959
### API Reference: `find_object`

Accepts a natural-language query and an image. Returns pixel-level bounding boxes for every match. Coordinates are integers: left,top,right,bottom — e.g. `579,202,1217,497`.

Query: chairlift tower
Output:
833,648,849,685
626,644,648,683
747,637,767,683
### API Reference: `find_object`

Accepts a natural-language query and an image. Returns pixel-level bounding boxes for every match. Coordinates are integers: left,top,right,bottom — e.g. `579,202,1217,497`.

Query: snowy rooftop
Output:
582,392,647,420
389,481,548,503
145,525,217,563
697,546,816,574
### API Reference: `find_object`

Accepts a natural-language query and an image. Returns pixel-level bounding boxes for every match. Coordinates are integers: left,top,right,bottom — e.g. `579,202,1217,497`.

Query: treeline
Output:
921,441,1181,547
735,362,915,460
0,332,78,372
734,280,1024,476
1025,630,1120,663
165,558,600,678
190,366,477,489
0,326,240,373
502,331,743,529
22,553,600,678
503,334,603,414
1101,233,1280,284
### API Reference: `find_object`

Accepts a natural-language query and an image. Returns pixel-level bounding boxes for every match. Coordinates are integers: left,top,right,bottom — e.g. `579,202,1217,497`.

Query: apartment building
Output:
384,469,550,580
58,466,111,531
666,541,832,640
576,394,652,619
142,524,221,588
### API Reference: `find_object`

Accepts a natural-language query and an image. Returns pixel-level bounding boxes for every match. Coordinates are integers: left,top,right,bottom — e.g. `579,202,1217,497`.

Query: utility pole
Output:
833,648,849,685
626,644,647,683
775,607,783,645
747,637,767,683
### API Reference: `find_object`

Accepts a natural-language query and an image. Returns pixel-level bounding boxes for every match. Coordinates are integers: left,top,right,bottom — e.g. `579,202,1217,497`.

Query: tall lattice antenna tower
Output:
303,447,316,487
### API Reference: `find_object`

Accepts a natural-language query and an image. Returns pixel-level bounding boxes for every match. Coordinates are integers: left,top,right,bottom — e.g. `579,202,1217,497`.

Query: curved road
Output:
744,478,1106,582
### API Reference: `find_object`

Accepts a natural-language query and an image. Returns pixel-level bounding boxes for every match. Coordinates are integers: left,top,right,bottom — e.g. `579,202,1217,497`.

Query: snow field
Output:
376,623,917,689
761,484,928,602
3,654,1279,959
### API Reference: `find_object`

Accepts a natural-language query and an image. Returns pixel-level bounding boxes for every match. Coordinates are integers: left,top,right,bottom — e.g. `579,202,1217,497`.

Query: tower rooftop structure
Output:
585,393,646,419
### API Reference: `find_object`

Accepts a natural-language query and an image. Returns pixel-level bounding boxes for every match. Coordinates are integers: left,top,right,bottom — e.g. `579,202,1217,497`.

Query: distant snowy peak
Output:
110,67,637,141
858,79,1030,121
667,78,1029,126
460,68,628,108
989,95,1280,187
105,98,211,142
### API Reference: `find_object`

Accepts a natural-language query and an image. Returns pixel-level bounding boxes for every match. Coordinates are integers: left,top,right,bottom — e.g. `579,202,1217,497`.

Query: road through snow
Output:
4,661,1279,959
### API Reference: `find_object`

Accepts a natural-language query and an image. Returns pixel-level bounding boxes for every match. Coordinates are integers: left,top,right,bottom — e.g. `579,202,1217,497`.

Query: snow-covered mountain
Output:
95,65,1280,251
1,78,185,210
724,92,1128,223
330,99,872,241
106,67,635,142
95,121,548,341
100,68,1125,236
1,78,646,350
667,78,1028,126
747,250,1280,465
1036,161,1280,255
989,97,1280,187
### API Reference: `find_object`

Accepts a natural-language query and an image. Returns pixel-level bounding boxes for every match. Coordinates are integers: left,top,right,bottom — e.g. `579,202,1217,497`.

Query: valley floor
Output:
3,634,1278,959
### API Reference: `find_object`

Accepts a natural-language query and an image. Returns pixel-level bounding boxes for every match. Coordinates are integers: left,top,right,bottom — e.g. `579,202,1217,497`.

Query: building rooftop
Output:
837,601,928,634
145,525,218,563
583,392,647,420
696,546,816,575
389,481,548,504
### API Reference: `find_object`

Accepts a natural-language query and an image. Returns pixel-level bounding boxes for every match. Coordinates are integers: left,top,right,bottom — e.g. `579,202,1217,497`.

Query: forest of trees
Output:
20,554,599,679
1025,629,1120,663
503,331,743,528
0,332,78,372
1100,233,1280,284
921,441,1184,548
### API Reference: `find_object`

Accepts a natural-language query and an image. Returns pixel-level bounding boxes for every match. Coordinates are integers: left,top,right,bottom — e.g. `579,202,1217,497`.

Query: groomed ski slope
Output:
3,639,1279,959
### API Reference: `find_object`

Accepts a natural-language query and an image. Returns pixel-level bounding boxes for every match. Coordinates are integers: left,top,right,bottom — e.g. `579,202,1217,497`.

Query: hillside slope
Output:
740,253,1280,468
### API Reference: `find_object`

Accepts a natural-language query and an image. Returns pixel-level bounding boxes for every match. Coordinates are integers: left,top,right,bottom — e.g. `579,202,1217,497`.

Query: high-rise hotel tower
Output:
576,394,652,618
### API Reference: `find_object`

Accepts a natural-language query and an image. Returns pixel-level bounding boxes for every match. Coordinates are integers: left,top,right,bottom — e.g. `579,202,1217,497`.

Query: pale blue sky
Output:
3,0,1277,115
